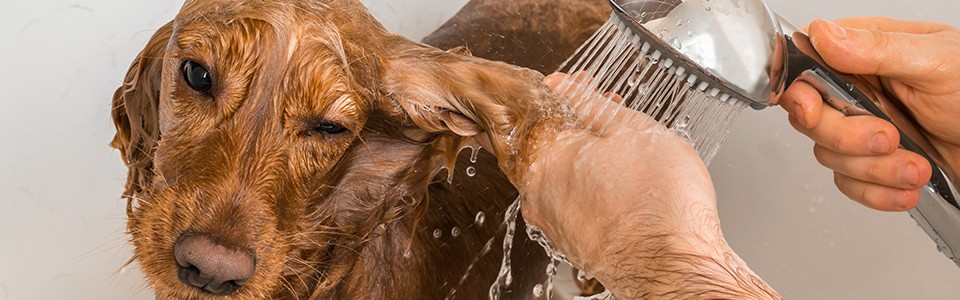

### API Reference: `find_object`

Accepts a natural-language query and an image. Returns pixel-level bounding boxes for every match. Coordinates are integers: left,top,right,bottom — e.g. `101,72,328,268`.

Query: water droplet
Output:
669,38,682,50
475,211,486,226
577,269,590,282
656,29,669,40
469,145,479,163
433,228,443,239
546,263,558,277
676,19,686,27
403,249,412,258
628,74,642,87
687,30,694,37
532,284,544,297
705,6,712,11
846,83,855,91
466,166,477,177
451,227,461,237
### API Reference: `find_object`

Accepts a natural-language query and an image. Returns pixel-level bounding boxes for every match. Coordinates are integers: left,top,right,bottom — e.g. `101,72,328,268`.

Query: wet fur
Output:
111,0,607,298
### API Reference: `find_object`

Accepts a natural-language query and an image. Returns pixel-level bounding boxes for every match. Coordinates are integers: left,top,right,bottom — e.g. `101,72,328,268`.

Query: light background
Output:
1,0,958,299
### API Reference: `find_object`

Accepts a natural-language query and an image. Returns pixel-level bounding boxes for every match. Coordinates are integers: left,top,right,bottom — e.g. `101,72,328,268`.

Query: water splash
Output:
524,224,571,300
488,197,521,300
475,211,486,226
576,269,592,283
533,284,544,297
556,17,747,166
447,236,497,300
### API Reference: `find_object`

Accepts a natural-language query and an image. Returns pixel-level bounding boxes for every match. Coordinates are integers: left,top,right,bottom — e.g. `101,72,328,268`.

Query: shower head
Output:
603,0,960,266
608,0,780,107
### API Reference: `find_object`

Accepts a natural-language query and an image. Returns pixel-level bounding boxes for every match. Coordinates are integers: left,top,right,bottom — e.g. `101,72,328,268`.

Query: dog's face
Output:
111,0,557,298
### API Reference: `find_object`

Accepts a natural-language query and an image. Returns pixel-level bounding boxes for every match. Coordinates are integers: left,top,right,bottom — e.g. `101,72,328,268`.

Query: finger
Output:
779,81,823,129
544,72,651,131
832,17,953,34
788,104,900,156
807,19,957,81
834,172,921,211
813,145,932,190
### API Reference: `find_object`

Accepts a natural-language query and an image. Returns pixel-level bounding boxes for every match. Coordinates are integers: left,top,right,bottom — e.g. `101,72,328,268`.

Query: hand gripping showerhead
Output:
594,0,960,267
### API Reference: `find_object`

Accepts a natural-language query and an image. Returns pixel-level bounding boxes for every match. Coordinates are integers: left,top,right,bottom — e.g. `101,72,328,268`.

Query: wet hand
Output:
781,17,960,211
513,73,723,293
513,73,779,298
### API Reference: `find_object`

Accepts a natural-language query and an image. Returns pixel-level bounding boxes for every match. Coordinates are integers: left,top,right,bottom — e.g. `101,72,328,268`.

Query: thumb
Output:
807,19,946,82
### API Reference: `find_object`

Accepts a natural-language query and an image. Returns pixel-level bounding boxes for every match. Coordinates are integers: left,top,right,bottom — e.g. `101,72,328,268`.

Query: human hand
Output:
522,73,718,268
514,73,778,298
781,17,960,211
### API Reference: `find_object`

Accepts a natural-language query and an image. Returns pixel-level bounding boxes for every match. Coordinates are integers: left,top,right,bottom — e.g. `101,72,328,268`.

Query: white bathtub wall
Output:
0,0,957,299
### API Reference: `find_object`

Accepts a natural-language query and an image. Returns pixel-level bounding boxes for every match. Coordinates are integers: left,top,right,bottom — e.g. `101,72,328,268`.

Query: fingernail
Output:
894,189,918,211
823,20,847,41
791,103,806,126
900,161,919,186
869,132,890,154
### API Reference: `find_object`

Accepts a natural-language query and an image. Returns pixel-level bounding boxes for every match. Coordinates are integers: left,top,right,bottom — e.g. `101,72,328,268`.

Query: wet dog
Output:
110,0,607,298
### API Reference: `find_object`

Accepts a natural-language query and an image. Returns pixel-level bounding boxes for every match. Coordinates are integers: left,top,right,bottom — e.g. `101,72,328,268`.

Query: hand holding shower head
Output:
558,0,960,266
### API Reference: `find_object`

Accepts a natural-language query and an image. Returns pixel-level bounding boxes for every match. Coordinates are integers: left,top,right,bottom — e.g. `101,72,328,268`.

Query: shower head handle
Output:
776,26,960,267
607,0,960,267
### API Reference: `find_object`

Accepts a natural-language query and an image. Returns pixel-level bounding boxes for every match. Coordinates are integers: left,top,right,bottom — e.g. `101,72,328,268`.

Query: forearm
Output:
594,228,781,299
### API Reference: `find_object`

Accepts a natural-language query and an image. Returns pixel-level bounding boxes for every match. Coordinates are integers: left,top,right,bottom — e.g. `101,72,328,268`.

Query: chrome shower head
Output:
605,0,960,267
609,0,781,108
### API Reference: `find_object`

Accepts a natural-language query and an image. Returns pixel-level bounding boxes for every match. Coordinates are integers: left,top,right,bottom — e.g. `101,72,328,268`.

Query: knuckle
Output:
831,133,848,152
869,31,893,71
864,161,885,182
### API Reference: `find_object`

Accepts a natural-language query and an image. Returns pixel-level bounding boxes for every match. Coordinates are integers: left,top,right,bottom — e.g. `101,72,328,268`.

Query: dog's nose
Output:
174,233,256,296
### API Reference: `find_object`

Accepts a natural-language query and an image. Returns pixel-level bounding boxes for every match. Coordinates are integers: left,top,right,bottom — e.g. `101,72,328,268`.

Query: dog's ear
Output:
111,22,173,197
382,45,557,158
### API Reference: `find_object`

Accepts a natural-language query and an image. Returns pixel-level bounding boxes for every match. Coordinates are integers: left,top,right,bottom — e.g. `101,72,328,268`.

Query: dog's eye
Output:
181,60,213,94
312,123,348,135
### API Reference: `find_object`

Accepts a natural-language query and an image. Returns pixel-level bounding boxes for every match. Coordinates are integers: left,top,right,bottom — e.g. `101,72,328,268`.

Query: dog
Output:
110,0,608,298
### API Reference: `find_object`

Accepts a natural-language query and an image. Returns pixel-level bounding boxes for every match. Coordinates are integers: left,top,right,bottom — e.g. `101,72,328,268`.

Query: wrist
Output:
590,225,781,299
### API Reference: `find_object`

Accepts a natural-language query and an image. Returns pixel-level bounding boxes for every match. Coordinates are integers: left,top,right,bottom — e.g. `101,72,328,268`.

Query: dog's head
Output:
111,0,558,298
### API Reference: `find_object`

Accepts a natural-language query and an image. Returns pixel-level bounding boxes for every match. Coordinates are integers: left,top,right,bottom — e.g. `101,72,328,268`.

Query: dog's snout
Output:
174,234,256,296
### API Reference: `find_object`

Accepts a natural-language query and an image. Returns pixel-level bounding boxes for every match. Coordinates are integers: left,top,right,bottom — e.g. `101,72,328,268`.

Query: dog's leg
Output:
415,0,610,298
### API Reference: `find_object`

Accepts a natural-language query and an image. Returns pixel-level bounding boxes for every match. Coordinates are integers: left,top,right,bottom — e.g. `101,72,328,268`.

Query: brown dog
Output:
110,0,607,298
